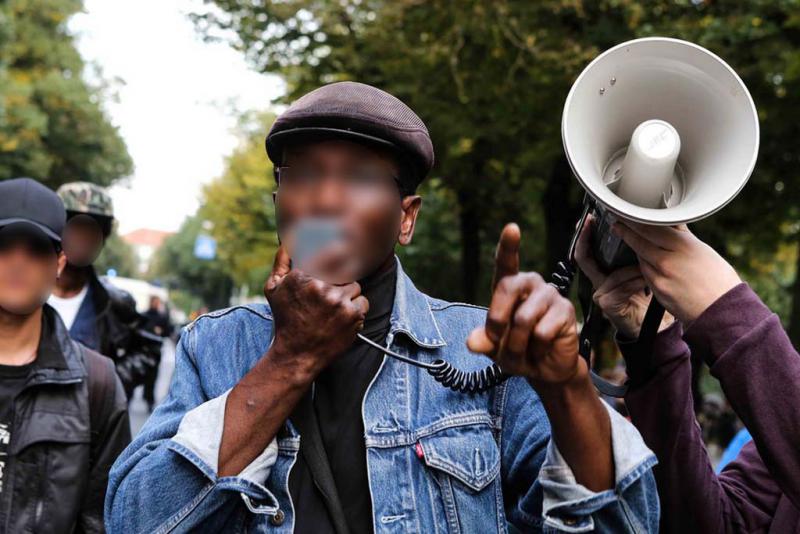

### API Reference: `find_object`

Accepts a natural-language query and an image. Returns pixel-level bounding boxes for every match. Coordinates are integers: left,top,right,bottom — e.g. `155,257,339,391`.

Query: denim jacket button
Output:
270,509,285,526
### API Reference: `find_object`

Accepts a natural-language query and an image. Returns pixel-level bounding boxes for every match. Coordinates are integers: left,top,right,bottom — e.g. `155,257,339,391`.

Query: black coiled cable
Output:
550,261,575,297
356,262,577,394
356,333,507,394
425,358,507,394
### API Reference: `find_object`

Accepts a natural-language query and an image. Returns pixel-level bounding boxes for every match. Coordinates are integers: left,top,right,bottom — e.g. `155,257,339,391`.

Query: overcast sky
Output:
71,0,284,234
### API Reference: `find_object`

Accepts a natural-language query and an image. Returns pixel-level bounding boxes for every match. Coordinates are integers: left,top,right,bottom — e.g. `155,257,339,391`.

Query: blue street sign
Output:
194,234,217,260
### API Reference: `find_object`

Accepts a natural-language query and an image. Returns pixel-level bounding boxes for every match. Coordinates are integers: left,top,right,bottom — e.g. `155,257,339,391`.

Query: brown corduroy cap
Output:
265,81,434,193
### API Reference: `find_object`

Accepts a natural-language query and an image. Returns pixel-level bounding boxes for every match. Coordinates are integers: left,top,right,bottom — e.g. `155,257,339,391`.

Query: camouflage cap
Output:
56,182,114,219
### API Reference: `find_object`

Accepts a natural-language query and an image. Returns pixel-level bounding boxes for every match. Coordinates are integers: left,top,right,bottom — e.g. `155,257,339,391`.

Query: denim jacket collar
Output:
389,257,446,349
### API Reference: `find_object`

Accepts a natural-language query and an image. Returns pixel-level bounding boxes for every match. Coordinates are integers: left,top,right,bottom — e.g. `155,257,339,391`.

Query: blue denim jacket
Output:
106,260,659,533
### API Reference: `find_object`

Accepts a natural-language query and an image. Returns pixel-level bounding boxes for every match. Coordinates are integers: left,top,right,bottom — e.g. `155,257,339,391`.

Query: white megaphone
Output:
562,37,759,270
559,37,759,397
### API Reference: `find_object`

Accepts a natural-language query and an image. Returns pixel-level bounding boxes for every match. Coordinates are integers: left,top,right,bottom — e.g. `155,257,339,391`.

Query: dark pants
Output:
142,355,161,411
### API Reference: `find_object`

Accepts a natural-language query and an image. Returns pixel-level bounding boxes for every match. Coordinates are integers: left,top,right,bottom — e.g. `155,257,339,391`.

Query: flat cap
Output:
266,81,434,192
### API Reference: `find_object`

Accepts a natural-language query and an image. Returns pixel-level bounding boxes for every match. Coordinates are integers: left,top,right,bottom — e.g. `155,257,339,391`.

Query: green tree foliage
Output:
152,215,234,311
193,0,575,303
194,0,800,337
94,231,138,278
200,111,279,293
0,0,132,187
395,177,463,301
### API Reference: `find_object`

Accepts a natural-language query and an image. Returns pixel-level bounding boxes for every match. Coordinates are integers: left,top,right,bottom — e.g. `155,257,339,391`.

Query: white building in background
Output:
122,228,173,273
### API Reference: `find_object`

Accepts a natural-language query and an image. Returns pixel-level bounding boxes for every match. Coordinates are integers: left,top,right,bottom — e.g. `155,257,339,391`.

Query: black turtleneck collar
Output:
357,259,397,338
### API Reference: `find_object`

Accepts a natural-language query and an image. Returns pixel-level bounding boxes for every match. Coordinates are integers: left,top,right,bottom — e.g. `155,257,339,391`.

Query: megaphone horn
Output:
563,37,759,229
556,37,759,397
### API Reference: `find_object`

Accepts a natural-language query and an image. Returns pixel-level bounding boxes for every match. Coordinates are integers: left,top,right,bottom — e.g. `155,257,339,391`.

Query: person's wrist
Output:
530,361,601,427
528,356,590,400
658,311,675,333
265,338,322,388
682,277,741,324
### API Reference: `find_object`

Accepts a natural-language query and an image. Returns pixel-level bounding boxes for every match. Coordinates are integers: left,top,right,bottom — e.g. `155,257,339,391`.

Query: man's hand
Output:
612,221,741,324
467,224,580,386
467,223,613,492
264,246,369,383
218,246,367,477
574,215,674,338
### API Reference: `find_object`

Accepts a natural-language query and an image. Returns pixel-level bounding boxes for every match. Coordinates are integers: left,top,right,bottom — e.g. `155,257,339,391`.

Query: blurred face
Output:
62,214,105,267
0,229,65,315
275,140,421,280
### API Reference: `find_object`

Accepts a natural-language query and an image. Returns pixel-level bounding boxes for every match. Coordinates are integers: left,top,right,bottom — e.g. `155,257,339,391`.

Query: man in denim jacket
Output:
106,82,658,533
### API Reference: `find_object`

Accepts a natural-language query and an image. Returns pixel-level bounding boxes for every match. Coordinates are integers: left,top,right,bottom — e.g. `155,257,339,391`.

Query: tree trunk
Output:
543,156,582,274
458,189,481,303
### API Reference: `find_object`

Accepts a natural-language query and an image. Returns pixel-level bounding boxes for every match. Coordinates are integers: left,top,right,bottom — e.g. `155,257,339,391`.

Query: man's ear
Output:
56,251,67,278
398,195,422,246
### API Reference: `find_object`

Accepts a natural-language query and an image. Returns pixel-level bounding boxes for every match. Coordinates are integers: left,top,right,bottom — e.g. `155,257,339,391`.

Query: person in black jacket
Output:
0,177,130,533
47,182,162,399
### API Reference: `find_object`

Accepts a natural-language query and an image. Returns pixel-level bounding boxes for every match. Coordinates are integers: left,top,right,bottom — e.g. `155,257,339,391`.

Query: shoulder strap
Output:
83,346,116,446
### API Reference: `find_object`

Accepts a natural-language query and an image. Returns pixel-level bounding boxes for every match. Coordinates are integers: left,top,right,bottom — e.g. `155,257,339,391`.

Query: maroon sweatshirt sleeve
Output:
622,282,792,533
684,283,800,508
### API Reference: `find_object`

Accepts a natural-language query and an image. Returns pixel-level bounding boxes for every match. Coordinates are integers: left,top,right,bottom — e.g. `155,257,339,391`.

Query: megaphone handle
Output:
584,296,666,398
567,199,593,263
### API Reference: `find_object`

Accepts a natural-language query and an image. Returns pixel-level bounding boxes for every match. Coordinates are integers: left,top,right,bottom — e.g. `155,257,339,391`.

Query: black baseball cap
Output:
0,178,66,243
266,82,434,193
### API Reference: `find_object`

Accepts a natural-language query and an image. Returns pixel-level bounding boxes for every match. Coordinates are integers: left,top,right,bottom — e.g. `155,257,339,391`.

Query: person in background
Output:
575,216,800,532
143,295,172,337
106,82,659,533
0,178,129,533
142,295,172,412
48,182,161,399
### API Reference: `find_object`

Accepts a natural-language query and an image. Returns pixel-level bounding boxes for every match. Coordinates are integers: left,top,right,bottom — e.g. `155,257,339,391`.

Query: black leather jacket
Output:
1,306,131,533
88,271,162,398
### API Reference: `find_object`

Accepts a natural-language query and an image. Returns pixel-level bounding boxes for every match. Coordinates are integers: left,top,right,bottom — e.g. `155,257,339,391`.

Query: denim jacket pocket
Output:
419,423,500,491
418,422,505,533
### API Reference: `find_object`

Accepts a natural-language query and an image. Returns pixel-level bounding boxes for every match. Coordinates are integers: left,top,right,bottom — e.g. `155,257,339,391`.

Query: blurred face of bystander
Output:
62,214,105,268
0,227,64,315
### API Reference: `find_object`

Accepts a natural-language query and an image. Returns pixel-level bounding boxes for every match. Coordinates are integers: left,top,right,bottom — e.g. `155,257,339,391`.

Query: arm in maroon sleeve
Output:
683,282,800,508
623,308,783,533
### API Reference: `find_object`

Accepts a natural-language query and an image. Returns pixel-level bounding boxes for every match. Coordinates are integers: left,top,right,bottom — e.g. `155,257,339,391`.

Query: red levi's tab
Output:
415,442,424,460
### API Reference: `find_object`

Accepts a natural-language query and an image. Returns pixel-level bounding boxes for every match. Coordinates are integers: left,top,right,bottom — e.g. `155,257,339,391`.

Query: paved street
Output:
129,338,176,436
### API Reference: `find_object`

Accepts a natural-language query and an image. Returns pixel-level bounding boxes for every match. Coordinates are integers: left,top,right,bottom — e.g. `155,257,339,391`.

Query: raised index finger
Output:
492,223,521,290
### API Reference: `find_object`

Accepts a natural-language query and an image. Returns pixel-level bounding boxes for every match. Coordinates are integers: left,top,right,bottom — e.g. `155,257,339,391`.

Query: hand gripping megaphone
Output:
555,37,759,396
